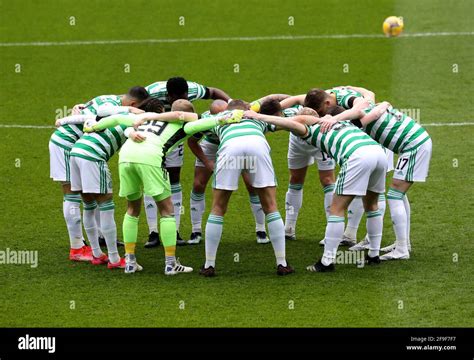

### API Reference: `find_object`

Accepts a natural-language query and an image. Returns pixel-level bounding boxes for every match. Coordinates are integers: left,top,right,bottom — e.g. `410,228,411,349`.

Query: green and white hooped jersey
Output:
200,110,220,145
363,105,430,153
81,95,122,116
70,121,128,162
146,81,208,111
283,105,302,117
303,121,379,165
49,95,122,151
327,87,366,109
50,124,84,151
212,111,276,147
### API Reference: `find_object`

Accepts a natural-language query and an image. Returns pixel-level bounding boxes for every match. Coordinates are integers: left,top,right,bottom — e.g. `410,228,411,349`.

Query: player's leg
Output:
242,172,269,244
200,189,233,277
143,195,159,248
285,134,314,241
316,151,336,220
117,162,145,273
49,143,89,259
350,149,393,251
248,137,293,275
360,147,387,264
362,191,383,264
381,178,412,260
188,165,212,245
285,167,308,240
166,144,185,245
254,186,294,275
308,194,354,272
188,140,217,245
122,195,144,273
200,140,241,276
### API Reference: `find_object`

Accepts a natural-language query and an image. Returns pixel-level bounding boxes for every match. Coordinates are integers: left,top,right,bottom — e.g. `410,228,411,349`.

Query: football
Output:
383,16,404,37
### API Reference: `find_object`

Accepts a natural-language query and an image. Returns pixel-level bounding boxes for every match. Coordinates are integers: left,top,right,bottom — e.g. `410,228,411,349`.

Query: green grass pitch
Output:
0,0,473,327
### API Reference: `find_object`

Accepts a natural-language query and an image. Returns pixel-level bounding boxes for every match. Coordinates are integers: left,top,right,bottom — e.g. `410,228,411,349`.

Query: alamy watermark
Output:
0,248,38,268
217,155,257,173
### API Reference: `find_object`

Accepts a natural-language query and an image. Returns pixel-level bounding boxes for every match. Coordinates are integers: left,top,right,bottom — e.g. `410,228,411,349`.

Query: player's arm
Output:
96,105,144,117
72,104,86,115
256,94,292,103
331,97,371,122
345,86,375,103
88,114,137,132
133,111,199,128
187,135,214,171
183,110,243,135
245,110,312,136
55,114,95,127
280,95,305,109
207,87,231,101
358,101,391,127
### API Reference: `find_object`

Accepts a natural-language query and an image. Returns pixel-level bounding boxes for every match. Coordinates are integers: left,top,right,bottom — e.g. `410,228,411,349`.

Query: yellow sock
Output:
164,245,176,257
125,242,136,255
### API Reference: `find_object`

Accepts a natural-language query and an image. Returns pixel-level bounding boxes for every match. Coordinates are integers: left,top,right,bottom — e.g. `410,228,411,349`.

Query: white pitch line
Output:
1,31,473,47
0,122,472,129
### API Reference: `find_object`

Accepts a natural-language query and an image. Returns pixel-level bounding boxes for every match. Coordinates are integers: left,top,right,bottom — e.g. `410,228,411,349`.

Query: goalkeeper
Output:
86,98,243,275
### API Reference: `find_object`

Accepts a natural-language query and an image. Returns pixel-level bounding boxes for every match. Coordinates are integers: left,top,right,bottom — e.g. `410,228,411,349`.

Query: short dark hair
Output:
304,88,329,112
227,99,249,110
327,105,345,116
260,99,282,115
166,77,188,96
127,86,150,103
139,98,165,113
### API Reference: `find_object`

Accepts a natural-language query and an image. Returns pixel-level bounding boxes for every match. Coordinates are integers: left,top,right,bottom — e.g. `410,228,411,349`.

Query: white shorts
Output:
288,133,335,171
195,139,219,167
393,139,432,182
385,148,394,172
335,145,387,196
164,144,184,168
213,135,276,190
70,156,113,194
49,142,71,182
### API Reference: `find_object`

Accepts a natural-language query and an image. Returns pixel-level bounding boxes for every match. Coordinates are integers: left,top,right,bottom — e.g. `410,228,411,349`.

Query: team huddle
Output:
49,77,432,276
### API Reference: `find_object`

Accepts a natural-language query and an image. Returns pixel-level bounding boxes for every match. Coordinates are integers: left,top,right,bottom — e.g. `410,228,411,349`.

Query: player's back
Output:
305,121,378,165
213,112,276,147
363,105,430,153
119,120,185,167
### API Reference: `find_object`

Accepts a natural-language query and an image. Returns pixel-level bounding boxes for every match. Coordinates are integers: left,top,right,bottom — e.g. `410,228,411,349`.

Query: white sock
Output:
387,188,408,250
99,200,119,264
378,193,387,217
366,210,383,257
249,194,265,232
83,200,101,257
403,194,411,248
322,216,345,266
190,191,205,233
63,194,83,249
266,212,287,267
171,183,182,231
204,214,223,268
284,184,303,235
323,184,335,220
344,196,364,240
144,195,158,233
94,204,103,239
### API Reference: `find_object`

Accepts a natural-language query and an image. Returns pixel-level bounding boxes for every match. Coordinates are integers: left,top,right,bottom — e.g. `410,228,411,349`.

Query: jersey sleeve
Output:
282,105,302,117
187,82,209,101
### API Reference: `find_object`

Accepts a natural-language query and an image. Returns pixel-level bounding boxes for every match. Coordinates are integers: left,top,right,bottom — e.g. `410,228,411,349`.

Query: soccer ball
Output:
383,16,404,37
83,117,98,132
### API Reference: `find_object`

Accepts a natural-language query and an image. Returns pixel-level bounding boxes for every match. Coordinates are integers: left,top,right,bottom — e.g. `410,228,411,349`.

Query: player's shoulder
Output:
145,81,167,93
